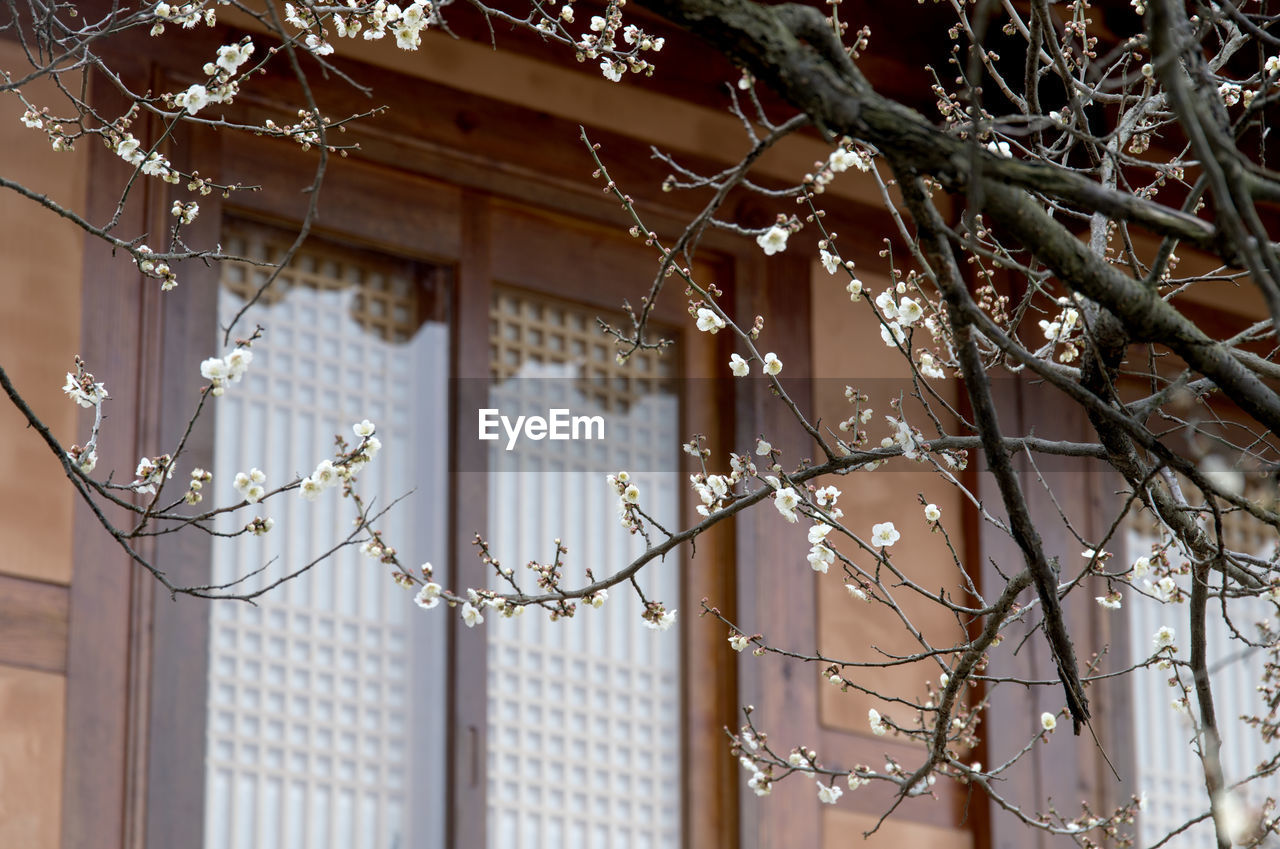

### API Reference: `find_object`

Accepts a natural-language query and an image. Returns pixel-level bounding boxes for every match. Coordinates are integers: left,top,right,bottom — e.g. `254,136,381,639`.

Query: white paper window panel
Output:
207,222,449,849
1126,527,1280,847
485,287,681,849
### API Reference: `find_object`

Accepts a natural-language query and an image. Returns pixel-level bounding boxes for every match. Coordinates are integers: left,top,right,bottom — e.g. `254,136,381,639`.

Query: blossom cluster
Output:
150,2,217,36
727,351,782,377
561,0,666,82
805,141,873,195
300,420,382,500
63,369,108,409
111,134,176,185
170,200,199,225
185,467,212,505
607,470,642,532
286,0,435,54
873,288,927,348
642,601,677,631
133,245,178,290
133,453,174,495
233,468,267,504
1037,294,1085,363
62,357,106,474
200,344,254,395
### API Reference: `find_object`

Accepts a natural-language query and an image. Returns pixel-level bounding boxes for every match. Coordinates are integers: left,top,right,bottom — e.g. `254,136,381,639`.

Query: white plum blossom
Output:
707,474,730,499
215,41,255,74
414,582,442,609
817,782,843,805
755,225,789,255
599,59,623,82
819,248,840,274
695,307,726,333
828,145,867,173
729,353,750,376
133,456,169,495
298,477,323,500
232,468,264,494
762,352,783,376
808,523,832,544
115,134,144,165
917,350,945,379
924,503,941,522
875,290,899,319
63,373,109,407
305,33,335,55
199,357,228,384
140,153,171,179
354,419,376,438
1153,625,1176,651
224,347,253,378
170,200,199,224
201,345,253,395
246,516,274,535
755,438,772,456
1096,593,1122,610
871,521,900,547
880,320,907,347
728,633,749,652
868,707,888,736
623,483,640,504
897,297,924,325
71,448,98,474
644,608,677,631
461,601,485,627
1040,712,1057,732
986,139,1012,157
1148,575,1178,603
233,468,266,504
311,459,340,489
358,435,381,461
846,277,863,300
175,83,210,114
846,583,869,602
807,544,836,573
773,487,800,522
814,486,841,510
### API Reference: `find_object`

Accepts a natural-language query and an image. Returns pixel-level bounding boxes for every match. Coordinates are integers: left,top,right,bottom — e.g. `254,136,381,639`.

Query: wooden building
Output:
0,3,1271,848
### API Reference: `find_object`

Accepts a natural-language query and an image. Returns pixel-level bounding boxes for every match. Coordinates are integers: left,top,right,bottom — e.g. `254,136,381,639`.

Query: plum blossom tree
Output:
5,0,1280,846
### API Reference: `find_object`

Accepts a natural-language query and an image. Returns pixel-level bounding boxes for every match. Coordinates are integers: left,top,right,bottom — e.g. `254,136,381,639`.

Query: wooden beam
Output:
0,574,69,675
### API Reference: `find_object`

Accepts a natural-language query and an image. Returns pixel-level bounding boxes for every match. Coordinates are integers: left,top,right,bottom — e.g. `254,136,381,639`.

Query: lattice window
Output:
1126,473,1280,846
485,284,682,849
206,219,449,849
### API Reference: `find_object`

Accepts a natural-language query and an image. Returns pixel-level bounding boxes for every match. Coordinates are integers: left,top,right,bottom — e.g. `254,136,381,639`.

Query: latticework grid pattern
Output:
206,220,445,849
1127,494,1280,846
485,285,682,849
489,287,676,410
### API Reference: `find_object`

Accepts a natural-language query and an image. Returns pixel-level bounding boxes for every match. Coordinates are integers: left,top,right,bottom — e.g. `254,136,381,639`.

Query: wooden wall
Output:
0,37,88,849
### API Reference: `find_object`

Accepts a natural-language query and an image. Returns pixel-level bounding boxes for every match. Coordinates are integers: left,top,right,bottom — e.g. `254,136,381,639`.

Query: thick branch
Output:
899,175,1090,733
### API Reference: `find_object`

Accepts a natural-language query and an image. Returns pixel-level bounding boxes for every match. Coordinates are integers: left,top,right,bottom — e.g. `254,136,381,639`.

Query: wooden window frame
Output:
64,31,782,849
